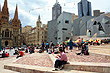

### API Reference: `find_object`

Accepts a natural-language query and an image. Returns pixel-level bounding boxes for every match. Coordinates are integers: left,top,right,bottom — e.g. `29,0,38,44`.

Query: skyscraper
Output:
78,0,92,18
52,0,62,20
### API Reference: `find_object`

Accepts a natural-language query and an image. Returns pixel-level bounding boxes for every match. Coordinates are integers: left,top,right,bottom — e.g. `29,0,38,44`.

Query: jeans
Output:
54,59,67,68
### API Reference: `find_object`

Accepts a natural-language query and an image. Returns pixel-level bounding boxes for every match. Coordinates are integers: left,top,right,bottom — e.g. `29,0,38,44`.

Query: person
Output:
41,41,45,52
68,39,73,52
62,42,66,53
77,37,82,49
76,44,89,55
50,41,54,52
13,50,19,55
25,49,28,53
16,49,24,59
46,42,49,52
81,38,84,46
53,48,67,71
1,51,6,58
5,52,9,57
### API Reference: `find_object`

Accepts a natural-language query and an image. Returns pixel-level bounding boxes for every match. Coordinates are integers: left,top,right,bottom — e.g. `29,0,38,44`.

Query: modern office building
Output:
87,14,110,37
72,16,94,36
47,11,78,44
52,0,62,20
78,0,92,18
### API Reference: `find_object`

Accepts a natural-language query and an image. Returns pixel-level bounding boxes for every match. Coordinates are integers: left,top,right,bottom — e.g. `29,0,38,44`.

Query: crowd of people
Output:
0,37,109,71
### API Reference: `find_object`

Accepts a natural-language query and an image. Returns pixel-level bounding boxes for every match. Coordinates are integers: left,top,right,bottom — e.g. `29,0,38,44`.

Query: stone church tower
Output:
0,0,21,47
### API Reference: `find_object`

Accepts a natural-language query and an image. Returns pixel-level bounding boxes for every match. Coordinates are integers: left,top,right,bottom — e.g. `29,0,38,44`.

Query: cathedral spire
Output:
3,0,8,8
2,0,9,22
2,0,9,13
13,4,18,21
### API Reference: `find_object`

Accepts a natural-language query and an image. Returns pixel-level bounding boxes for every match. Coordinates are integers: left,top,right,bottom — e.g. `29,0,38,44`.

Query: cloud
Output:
1,0,110,27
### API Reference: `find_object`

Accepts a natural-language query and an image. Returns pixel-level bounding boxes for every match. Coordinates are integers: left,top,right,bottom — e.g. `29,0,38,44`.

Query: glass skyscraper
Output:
52,0,62,20
78,0,92,18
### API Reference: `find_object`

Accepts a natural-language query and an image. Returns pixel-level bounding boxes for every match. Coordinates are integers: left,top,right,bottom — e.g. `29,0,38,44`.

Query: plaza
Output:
0,43,109,73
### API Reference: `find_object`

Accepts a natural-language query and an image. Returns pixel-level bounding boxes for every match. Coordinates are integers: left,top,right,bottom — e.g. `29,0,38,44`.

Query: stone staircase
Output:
4,52,110,73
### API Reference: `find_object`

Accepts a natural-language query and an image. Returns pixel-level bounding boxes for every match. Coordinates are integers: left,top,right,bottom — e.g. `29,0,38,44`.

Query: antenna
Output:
56,0,58,3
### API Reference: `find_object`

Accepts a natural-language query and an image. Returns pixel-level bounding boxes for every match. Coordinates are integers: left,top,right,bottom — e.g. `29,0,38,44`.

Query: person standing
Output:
41,41,45,52
46,42,49,52
78,37,81,49
50,41,54,52
62,42,66,53
68,39,73,52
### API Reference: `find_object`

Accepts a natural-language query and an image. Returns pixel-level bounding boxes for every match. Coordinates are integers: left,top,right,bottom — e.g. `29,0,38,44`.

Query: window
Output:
45,31,47,34
42,32,43,34
93,21,97,25
2,31,4,37
65,20,69,24
55,37,57,40
5,29,9,37
62,28,67,30
59,21,61,23
10,31,12,37
42,36,43,38
66,37,69,40
58,37,60,39
15,37,16,43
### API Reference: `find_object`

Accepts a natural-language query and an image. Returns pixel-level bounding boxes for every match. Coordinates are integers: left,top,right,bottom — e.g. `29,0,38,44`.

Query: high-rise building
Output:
78,0,92,18
52,0,62,20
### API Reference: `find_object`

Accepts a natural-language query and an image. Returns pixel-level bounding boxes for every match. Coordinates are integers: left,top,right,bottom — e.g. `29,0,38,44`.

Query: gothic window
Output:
5,29,9,37
2,31,4,37
15,37,16,43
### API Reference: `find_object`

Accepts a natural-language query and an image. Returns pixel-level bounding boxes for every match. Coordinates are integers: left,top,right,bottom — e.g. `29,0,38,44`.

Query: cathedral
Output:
0,0,21,47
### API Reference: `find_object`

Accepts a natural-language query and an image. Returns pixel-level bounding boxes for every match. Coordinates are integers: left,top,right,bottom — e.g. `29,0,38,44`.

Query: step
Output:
4,63,95,73
63,62,110,73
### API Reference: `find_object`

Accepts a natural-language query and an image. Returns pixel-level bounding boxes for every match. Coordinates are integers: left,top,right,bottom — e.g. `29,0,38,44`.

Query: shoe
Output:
60,65,64,70
52,68,59,71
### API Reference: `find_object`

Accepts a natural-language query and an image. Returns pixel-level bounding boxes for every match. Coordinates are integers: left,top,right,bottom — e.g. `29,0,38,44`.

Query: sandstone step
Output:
63,62,110,73
4,63,95,73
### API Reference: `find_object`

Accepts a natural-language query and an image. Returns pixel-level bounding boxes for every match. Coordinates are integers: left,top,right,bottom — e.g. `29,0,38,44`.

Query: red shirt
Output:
20,51,23,56
6,53,9,57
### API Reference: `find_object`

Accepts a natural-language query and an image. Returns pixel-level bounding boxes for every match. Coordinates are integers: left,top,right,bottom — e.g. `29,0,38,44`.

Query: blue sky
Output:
0,0,110,27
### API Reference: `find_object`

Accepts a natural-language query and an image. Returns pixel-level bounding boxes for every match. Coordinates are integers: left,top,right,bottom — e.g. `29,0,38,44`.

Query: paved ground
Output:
14,52,53,67
0,56,20,73
0,44,110,72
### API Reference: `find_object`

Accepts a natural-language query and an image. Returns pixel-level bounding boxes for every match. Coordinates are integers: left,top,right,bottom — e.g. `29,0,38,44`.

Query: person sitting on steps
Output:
53,47,68,71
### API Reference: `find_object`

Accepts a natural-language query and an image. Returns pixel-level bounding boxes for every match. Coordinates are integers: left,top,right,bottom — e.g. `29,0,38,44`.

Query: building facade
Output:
27,15,48,46
87,14,110,37
72,16,94,36
78,0,92,18
22,26,32,45
0,0,21,47
47,11,78,44
52,0,62,20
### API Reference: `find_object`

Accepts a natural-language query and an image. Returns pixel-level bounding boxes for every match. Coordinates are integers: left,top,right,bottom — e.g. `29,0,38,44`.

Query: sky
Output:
0,0,110,27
